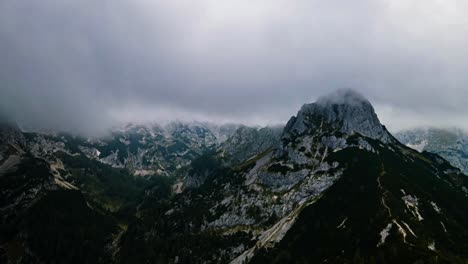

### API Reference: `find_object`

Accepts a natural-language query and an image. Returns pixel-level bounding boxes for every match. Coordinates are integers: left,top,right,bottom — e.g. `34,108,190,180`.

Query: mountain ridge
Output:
1,89,468,263
396,127,468,174
118,90,468,263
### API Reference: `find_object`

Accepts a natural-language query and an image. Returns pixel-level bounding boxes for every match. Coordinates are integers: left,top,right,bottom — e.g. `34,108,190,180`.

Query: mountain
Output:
117,89,468,263
26,122,220,177
1,119,282,263
2,90,468,263
152,125,282,192
283,89,392,143
396,128,468,174
219,125,282,165
0,122,119,263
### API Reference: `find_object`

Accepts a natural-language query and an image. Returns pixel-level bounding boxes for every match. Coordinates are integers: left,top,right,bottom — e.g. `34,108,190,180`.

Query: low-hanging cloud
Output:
1,0,468,134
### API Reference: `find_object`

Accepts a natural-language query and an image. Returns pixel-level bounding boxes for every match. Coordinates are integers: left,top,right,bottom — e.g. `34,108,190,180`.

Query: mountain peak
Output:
316,88,370,107
284,89,392,143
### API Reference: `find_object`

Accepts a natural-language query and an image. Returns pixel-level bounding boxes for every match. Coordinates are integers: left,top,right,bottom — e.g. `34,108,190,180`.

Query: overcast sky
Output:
1,0,468,135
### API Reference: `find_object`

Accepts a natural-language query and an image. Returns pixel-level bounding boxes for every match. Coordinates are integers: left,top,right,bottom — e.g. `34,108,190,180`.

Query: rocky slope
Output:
396,128,468,174
2,90,468,263
118,89,468,263
0,119,282,263
219,125,282,165
0,123,119,263
251,141,468,263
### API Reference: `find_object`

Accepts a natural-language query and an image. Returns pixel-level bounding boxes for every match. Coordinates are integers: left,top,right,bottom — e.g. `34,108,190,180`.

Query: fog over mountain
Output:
1,0,468,134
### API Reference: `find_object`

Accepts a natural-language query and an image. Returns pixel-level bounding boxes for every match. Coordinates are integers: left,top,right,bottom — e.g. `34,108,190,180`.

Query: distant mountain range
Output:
1,89,468,263
396,128,468,174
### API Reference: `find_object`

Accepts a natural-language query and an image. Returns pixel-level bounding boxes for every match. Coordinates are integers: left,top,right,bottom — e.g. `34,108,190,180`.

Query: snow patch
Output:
54,177,78,190
440,222,448,233
402,221,417,237
430,201,442,214
133,169,155,177
392,219,408,243
406,140,427,152
428,241,436,251
165,209,175,216
172,182,184,194
402,194,424,221
377,223,393,247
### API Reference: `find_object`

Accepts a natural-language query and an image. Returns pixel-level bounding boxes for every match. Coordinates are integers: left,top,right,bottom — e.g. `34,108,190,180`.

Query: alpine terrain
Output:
396,128,468,175
1,89,468,263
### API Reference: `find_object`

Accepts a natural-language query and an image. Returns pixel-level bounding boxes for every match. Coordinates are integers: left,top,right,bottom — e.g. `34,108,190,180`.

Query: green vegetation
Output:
22,190,118,264
58,152,154,212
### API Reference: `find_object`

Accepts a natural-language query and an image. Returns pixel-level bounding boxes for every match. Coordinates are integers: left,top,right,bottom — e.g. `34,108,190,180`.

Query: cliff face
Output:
283,89,392,143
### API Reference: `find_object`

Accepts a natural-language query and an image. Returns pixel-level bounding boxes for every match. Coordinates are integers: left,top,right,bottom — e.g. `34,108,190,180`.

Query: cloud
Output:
1,0,468,134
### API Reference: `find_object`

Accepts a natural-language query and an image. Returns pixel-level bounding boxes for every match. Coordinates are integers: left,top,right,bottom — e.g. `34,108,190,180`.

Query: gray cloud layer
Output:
1,0,468,134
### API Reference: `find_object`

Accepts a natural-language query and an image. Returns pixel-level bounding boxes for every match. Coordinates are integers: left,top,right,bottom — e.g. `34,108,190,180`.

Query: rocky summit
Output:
1,90,468,263
284,89,393,143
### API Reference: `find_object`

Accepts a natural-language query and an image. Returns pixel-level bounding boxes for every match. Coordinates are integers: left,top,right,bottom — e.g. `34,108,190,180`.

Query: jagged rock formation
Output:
23,122,249,178
26,122,220,177
118,89,468,263
283,89,393,144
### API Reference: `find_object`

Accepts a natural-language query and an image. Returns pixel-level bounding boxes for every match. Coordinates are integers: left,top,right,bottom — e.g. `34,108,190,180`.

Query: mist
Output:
1,0,468,135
